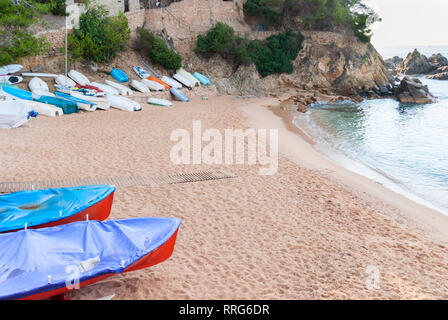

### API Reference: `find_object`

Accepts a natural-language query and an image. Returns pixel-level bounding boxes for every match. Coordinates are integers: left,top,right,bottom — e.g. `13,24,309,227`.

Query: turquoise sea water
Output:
293,75,448,213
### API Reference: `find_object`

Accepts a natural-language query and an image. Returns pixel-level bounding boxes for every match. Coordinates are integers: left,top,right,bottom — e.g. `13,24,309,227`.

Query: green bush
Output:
68,6,130,62
243,0,282,26
48,0,67,16
194,22,235,54
136,27,182,70
0,31,49,65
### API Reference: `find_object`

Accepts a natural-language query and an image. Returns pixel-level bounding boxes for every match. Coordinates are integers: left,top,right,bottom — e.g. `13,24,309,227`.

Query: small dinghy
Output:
177,68,200,87
173,73,193,90
55,75,76,88
0,185,115,233
28,77,54,97
193,72,210,86
0,64,23,75
0,100,31,129
147,76,170,90
141,79,165,91
55,91,97,111
69,91,111,110
68,70,90,86
133,66,150,79
170,87,190,102
130,80,150,93
161,76,182,89
0,217,181,300
0,75,23,85
90,82,119,96
110,68,128,83
147,98,172,107
105,80,133,95
106,93,141,112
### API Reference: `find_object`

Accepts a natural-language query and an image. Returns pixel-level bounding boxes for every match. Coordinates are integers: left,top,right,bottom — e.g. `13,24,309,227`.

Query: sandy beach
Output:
2,93,448,299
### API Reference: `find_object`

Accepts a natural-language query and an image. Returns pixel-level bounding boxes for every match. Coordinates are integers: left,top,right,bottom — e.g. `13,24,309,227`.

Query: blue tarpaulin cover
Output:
0,185,115,232
0,217,181,299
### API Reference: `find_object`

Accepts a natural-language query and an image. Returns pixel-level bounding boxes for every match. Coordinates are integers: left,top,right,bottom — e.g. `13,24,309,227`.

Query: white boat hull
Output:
105,80,133,96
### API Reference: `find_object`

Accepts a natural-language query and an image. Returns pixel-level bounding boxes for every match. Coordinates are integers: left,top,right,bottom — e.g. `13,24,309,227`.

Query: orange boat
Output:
147,76,170,90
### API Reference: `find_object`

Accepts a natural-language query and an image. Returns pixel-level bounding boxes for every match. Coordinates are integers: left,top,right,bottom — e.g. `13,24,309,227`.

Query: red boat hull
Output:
19,228,179,300
5,192,114,233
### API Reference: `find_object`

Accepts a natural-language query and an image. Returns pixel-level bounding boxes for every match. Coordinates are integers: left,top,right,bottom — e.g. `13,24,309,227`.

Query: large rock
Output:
385,56,403,69
396,76,436,104
397,49,437,75
428,53,448,68
426,71,448,80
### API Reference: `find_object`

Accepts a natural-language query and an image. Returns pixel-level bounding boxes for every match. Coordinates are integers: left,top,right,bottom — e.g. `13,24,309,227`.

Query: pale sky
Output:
366,0,448,47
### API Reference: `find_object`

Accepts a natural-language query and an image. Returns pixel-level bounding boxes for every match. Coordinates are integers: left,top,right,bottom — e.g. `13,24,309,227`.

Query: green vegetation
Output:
68,6,130,63
48,0,67,16
243,0,380,43
136,27,182,70
195,22,304,77
0,0,50,65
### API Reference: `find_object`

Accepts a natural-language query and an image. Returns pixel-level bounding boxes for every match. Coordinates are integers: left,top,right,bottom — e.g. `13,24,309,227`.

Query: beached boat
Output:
0,185,115,233
141,79,165,91
147,76,170,90
131,80,150,93
110,68,128,83
147,98,172,107
173,73,193,89
193,72,210,86
69,91,111,110
141,61,160,78
106,93,141,111
28,77,55,97
105,80,133,95
90,82,119,96
170,87,190,102
133,66,150,79
0,217,181,300
68,70,90,86
177,68,200,87
2,86,78,114
161,76,182,89
0,75,23,85
55,91,97,111
0,100,31,129
55,75,76,88
0,64,22,75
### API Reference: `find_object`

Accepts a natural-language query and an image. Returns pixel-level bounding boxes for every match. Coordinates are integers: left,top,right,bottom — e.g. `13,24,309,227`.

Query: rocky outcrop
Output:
385,56,403,69
396,76,436,104
426,71,448,80
428,53,448,69
397,49,437,75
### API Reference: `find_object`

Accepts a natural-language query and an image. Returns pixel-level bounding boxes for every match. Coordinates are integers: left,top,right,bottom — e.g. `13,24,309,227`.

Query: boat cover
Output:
0,217,181,299
0,100,30,128
0,185,115,232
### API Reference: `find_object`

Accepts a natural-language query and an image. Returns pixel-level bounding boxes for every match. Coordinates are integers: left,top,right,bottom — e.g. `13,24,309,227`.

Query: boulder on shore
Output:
396,76,437,104
397,49,437,75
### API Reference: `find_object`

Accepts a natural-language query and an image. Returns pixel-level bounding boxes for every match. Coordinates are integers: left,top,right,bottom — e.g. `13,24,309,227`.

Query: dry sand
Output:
2,93,448,299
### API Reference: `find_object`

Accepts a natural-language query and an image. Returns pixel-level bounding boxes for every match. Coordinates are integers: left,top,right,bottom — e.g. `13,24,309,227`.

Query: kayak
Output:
110,68,128,83
161,76,182,89
133,66,150,79
90,82,119,96
170,87,190,102
0,217,181,300
0,75,23,85
0,185,115,233
147,98,172,107
173,73,193,89
177,68,200,87
68,70,90,86
106,93,141,112
69,91,111,110
0,100,31,129
193,72,210,86
105,80,133,95
55,91,97,111
147,76,169,90
55,75,76,87
0,64,23,75
1,86,78,114
130,80,150,93
141,79,165,91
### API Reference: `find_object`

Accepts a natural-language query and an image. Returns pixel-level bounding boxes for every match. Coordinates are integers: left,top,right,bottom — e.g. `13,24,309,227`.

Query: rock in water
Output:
397,49,437,75
426,72,448,80
397,76,437,104
428,53,448,69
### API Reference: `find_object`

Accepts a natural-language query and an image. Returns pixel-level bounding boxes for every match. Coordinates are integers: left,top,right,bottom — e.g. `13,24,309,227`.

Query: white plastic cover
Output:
0,100,29,128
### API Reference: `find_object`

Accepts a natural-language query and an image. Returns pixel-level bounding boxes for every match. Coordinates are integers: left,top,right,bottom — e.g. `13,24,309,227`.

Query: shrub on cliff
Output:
243,0,282,27
68,6,130,63
195,22,236,55
136,27,182,70
48,0,67,16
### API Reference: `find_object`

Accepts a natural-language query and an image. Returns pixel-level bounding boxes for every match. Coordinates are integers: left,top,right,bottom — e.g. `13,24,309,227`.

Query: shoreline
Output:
239,96,448,243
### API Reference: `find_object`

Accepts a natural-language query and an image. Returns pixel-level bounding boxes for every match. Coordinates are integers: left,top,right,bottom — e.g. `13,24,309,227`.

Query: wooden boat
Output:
0,217,181,300
0,185,115,233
